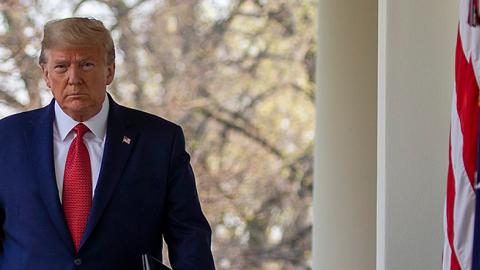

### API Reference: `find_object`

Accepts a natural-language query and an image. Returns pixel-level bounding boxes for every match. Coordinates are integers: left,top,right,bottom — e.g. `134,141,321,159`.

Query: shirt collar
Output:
54,95,109,141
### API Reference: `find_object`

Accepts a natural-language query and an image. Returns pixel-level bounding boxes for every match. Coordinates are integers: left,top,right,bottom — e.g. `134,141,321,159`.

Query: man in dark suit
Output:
0,17,215,269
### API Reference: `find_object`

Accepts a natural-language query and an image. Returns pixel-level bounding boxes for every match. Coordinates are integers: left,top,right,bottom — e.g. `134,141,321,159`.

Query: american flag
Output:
443,1,480,269
122,136,131,145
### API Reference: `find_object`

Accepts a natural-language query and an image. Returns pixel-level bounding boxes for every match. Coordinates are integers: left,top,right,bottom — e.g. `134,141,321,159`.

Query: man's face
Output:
41,47,115,122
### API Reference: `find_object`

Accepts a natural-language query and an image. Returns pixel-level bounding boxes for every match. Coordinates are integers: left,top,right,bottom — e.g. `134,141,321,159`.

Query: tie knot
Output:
73,123,90,138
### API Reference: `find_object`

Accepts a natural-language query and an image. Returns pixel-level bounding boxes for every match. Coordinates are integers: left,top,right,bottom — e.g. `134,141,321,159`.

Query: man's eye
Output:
54,65,67,72
82,62,95,71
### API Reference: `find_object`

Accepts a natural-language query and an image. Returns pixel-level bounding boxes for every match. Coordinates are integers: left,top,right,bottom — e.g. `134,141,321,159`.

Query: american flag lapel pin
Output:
122,136,131,145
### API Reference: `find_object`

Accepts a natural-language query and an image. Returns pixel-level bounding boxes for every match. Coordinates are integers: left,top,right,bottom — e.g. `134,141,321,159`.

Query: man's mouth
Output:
67,93,88,97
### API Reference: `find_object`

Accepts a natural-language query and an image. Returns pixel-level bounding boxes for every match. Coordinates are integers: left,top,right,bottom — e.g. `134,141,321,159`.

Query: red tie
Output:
63,123,92,252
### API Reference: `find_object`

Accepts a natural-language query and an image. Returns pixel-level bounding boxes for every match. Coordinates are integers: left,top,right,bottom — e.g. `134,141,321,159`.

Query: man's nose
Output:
67,66,83,85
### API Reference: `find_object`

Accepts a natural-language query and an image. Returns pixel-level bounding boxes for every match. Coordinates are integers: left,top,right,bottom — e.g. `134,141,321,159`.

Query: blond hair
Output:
39,17,115,65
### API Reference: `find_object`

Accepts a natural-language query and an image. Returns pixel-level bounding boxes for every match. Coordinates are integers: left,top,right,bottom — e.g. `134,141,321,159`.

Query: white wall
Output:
377,0,457,269
313,0,377,269
315,0,458,269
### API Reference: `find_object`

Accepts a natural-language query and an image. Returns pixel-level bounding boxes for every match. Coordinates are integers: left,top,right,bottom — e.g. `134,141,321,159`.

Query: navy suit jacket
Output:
0,96,215,269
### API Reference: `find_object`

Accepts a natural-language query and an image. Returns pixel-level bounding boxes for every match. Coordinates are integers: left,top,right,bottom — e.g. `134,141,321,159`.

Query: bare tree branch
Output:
0,90,26,110
198,107,284,160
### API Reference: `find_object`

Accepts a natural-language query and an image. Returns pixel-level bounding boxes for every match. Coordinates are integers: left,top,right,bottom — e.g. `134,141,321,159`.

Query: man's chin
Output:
65,99,91,111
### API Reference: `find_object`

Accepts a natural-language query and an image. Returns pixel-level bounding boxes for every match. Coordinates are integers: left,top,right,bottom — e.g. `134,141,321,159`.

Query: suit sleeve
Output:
0,206,4,255
163,126,215,270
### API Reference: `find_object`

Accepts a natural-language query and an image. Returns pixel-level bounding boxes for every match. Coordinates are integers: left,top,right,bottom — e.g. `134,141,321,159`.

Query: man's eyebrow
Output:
51,57,96,65
52,59,68,64
78,57,95,62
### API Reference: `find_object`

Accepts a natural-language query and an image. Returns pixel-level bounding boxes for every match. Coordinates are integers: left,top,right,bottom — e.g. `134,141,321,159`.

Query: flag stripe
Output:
444,201,452,269
449,87,475,270
447,133,462,270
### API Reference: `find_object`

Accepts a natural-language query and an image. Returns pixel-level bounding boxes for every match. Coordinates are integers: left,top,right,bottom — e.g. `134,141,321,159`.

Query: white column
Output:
313,0,377,269
377,0,457,269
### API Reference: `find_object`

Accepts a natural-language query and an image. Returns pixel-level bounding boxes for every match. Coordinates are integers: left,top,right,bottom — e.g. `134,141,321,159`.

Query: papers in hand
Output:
141,254,171,270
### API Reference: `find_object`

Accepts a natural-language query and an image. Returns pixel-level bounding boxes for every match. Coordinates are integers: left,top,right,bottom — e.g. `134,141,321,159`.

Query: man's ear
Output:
40,64,51,88
106,63,115,85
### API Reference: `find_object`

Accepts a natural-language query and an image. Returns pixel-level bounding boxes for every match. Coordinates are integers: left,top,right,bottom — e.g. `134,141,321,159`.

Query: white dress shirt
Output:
53,96,109,201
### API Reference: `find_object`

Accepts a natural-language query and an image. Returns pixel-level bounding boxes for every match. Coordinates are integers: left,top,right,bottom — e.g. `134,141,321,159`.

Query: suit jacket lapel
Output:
80,96,137,249
25,101,74,252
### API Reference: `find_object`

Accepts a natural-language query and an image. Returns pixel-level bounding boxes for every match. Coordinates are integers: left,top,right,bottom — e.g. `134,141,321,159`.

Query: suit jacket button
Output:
74,258,82,266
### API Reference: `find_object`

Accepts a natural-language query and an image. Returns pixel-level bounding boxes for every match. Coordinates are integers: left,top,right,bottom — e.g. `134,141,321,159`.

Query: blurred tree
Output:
0,0,315,269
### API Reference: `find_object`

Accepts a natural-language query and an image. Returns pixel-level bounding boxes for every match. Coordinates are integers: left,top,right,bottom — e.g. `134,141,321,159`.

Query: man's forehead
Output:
45,47,104,61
